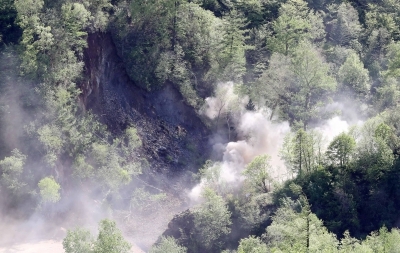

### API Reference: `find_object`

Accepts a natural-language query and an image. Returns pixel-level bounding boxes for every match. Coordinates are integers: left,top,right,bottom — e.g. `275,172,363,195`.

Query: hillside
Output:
2,0,400,252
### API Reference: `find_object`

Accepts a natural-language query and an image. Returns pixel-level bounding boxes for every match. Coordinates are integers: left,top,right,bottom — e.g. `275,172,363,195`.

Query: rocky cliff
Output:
80,32,210,193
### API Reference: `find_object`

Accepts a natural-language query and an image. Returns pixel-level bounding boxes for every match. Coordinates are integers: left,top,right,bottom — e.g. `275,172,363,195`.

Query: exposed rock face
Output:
80,32,210,191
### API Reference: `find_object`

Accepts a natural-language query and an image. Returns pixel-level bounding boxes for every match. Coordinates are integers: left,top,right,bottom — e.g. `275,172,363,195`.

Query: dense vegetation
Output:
2,0,400,252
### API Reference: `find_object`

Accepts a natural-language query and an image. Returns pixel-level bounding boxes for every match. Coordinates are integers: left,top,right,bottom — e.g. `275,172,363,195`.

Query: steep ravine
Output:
80,32,210,193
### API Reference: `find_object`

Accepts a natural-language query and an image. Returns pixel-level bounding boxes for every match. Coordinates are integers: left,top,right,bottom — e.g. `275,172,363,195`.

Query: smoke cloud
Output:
190,83,291,201
190,82,367,202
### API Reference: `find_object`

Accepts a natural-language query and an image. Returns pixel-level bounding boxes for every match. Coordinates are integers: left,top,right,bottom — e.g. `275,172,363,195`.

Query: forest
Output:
2,0,400,252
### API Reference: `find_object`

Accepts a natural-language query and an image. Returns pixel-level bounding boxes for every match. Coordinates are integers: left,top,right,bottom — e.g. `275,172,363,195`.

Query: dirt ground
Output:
0,240,64,253
0,193,184,253
0,240,144,253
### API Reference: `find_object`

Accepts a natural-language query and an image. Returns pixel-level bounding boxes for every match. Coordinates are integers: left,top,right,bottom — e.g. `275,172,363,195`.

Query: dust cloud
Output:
190,83,290,201
190,82,366,202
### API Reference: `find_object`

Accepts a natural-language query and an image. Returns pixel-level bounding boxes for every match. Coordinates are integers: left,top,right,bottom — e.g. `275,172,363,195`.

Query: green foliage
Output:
38,176,60,203
274,115,400,238
37,85,101,163
266,197,339,252
63,228,94,253
156,44,200,107
375,77,400,110
193,188,232,250
361,226,400,253
354,117,394,173
326,133,356,167
112,0,175,90
234,0,265,29
61,3,90,53
14,0,49,76
90,132,142,191
31,82,143,192
8,0,400,251
326,3,362,50
338,52,370,100
192,0,231,17
94,219,131,253
62,219,131,253
85,0,112,32
196,160,224,193
289,42,337,127
114,1,250,103
364,0,400,41
237,193,273,232
220,9,250,82
243,155,273,194
255,41,336,126
338,230,366,253
37,124,63,166
251,52,292,115
150,236,187,253
0,149,26,194
267,0,324,55
237,235,267,253
281,129,324,176
385,41,400,78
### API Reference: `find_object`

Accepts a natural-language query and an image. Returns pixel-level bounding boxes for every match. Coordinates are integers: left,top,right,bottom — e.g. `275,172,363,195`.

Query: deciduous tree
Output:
150,237,187,253
193,188,232,250
243,155,273,194
38,176,61,203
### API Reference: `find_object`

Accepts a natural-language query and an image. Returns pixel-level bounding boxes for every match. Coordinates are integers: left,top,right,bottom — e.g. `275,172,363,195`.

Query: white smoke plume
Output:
191,82,367,202
190,83,290,201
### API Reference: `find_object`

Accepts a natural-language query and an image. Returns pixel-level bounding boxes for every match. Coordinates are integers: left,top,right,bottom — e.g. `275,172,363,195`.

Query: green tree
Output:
60,3,90,54
220,8,250,82
196,160,225,194
150,236,187,253
63,219,131,253
338,52,370,101
326,133,356,167
193,188,232,250
385,41,400,78
0,149,26,194
267,0,324,56
14,0,52,76
235,0,265,29
85,0,112,32
251,53,293,119
338,227,400,252
354,118,394,174
94,219,131,253
266,197,339,252
63,228,94,253
191,0,232,17
38,176,61,203
173,2,223,92
243,155,273,194
130,187,167,213
113,0,177,90
281,129,324,177
361,227,400,253
255,42,336,126
365,0,400,41
237,193,272,232
326,3,362,50
290,42,337,128
237,235,267,253
375,77,400,110
339,230,371,253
